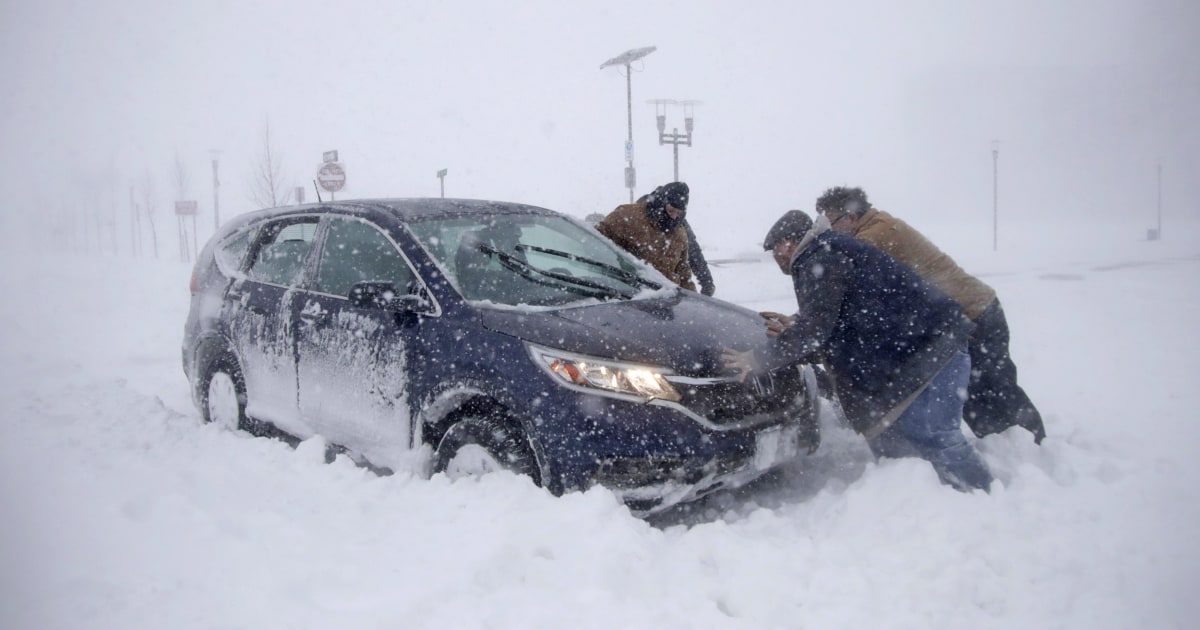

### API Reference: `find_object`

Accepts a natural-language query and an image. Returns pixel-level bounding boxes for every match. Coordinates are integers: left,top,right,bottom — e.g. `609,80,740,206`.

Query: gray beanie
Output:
762,210,813,251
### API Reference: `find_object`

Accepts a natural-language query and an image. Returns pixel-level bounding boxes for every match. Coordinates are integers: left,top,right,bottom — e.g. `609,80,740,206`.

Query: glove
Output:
701,283,715,297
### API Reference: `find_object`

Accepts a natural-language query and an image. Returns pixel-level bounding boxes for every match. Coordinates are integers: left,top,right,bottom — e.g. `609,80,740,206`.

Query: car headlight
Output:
526,343,681,403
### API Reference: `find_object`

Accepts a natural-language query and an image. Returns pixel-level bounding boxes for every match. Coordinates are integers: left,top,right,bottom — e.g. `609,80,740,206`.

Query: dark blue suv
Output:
183,199,819,515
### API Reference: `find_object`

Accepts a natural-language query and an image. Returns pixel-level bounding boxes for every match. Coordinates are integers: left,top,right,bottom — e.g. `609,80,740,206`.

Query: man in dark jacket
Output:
684,221,716,296
596,182,696,291
722,210,992,491
816,186,1045,444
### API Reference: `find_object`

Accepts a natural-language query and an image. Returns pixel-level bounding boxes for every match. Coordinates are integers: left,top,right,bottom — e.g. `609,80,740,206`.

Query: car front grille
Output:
667,364,812,428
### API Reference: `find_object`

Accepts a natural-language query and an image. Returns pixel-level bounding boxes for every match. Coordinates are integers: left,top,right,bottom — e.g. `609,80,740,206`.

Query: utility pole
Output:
601,46,656,202
210,150,221,233
649,99,699,181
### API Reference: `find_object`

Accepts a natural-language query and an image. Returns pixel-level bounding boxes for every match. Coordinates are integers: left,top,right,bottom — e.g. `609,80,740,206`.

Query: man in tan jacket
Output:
596,181,696,291
816,186,1045,444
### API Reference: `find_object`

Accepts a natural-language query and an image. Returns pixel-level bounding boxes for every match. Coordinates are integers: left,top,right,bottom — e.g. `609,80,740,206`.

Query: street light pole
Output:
210,150,221,233
601,46,656,202
991,140,999,252
650,99,698,181
626,70,634,197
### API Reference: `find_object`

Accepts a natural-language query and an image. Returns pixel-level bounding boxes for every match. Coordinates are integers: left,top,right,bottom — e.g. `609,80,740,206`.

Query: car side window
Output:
215,228,255,273
316,218,416,298
246,219,319,286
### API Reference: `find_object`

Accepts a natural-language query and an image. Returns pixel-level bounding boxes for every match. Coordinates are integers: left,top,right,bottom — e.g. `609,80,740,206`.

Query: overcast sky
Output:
2,0,1196,251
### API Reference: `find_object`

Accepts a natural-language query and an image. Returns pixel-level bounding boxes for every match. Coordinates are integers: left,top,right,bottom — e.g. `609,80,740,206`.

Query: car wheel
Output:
433,415,539,484
203,355,249,432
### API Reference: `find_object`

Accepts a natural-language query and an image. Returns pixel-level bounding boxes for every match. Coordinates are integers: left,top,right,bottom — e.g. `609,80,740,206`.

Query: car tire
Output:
433,414,540,485
202,354,250,433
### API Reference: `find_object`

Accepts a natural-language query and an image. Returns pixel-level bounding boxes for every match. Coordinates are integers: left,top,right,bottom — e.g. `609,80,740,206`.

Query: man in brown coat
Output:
596,181,696,291
816,186,1046,443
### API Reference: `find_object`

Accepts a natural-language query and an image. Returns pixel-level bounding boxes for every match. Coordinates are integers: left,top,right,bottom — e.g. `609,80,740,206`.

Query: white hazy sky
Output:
2,0,1196,250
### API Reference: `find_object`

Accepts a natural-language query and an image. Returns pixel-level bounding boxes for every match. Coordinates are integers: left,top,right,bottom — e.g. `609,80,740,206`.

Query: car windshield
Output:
407,212,661,307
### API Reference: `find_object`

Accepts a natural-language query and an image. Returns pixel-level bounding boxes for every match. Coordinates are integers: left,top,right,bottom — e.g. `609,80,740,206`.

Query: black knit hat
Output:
658,181,689,211
763,210,813,251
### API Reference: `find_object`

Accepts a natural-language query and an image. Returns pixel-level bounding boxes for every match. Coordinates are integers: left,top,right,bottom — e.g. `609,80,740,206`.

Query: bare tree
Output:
248,120,292,209
173,151,190,201
141,171,160,259
173,151,195,261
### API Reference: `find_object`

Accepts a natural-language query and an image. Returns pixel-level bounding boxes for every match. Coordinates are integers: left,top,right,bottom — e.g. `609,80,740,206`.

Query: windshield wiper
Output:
465,238,634,300
515,244,662,290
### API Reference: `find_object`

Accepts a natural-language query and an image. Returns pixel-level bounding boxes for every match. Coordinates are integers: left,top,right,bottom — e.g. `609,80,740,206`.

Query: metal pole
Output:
672,128,680,181
211,157,220,232
626,63,634,202
992,142,999,252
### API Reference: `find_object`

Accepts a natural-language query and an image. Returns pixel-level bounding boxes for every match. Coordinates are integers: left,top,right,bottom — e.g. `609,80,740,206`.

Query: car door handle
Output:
299,310,329,324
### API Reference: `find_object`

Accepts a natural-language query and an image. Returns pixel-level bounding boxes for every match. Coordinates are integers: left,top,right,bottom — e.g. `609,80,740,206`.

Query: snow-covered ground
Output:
2,217,1198,629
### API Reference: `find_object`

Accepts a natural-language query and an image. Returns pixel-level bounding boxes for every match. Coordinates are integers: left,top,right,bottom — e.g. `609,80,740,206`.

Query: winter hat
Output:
815,186,870,218
659,181,689,211
763,210,814,250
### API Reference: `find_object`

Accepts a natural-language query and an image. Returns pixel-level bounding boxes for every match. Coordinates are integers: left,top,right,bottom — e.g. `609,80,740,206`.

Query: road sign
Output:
174,200,198,216
322,150,339,164
318,162,346,192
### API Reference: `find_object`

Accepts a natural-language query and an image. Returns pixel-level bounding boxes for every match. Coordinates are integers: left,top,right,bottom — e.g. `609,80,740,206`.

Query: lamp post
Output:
991,140,999,251
209,150,221,233
600,46,656,202
649,99,699,181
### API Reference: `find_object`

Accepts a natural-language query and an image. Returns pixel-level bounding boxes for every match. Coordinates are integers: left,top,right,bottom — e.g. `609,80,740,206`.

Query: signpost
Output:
174,200,199,262
437,168,448,198
318,162,346,200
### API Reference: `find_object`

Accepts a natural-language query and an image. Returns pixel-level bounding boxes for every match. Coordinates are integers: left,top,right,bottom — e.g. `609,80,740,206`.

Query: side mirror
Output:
348,281,427,312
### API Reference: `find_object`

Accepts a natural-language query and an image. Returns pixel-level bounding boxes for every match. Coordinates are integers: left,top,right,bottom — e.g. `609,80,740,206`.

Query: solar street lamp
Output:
600,46,656,202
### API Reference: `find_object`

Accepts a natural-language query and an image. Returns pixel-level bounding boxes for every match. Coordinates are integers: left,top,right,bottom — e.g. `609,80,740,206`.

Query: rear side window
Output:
215,228,255,274
247,219,319,286
315,219,416,298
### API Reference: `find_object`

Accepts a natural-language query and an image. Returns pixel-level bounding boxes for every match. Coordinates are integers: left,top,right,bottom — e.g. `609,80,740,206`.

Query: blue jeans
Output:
868,351,994,492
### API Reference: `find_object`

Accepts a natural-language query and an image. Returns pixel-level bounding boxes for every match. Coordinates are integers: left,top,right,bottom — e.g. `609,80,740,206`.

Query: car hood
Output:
479,293,774,376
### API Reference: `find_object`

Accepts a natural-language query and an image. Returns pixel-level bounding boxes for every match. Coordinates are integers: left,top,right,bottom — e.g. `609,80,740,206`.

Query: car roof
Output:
232,198,560,227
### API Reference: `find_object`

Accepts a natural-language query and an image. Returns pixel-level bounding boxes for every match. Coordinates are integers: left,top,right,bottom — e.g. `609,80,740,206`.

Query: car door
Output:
293,216,434,468
225,216,319,436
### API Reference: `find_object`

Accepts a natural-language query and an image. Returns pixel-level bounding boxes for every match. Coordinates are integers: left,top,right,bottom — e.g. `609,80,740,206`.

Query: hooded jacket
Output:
763,227,973,437
596,202,695,291
850,208,996,320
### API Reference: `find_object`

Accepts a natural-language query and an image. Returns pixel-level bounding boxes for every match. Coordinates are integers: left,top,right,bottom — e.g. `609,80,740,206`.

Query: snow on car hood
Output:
478,292,773,376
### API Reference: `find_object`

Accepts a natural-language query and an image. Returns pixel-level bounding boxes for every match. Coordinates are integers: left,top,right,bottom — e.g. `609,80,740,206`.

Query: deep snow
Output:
2,216,1199,629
